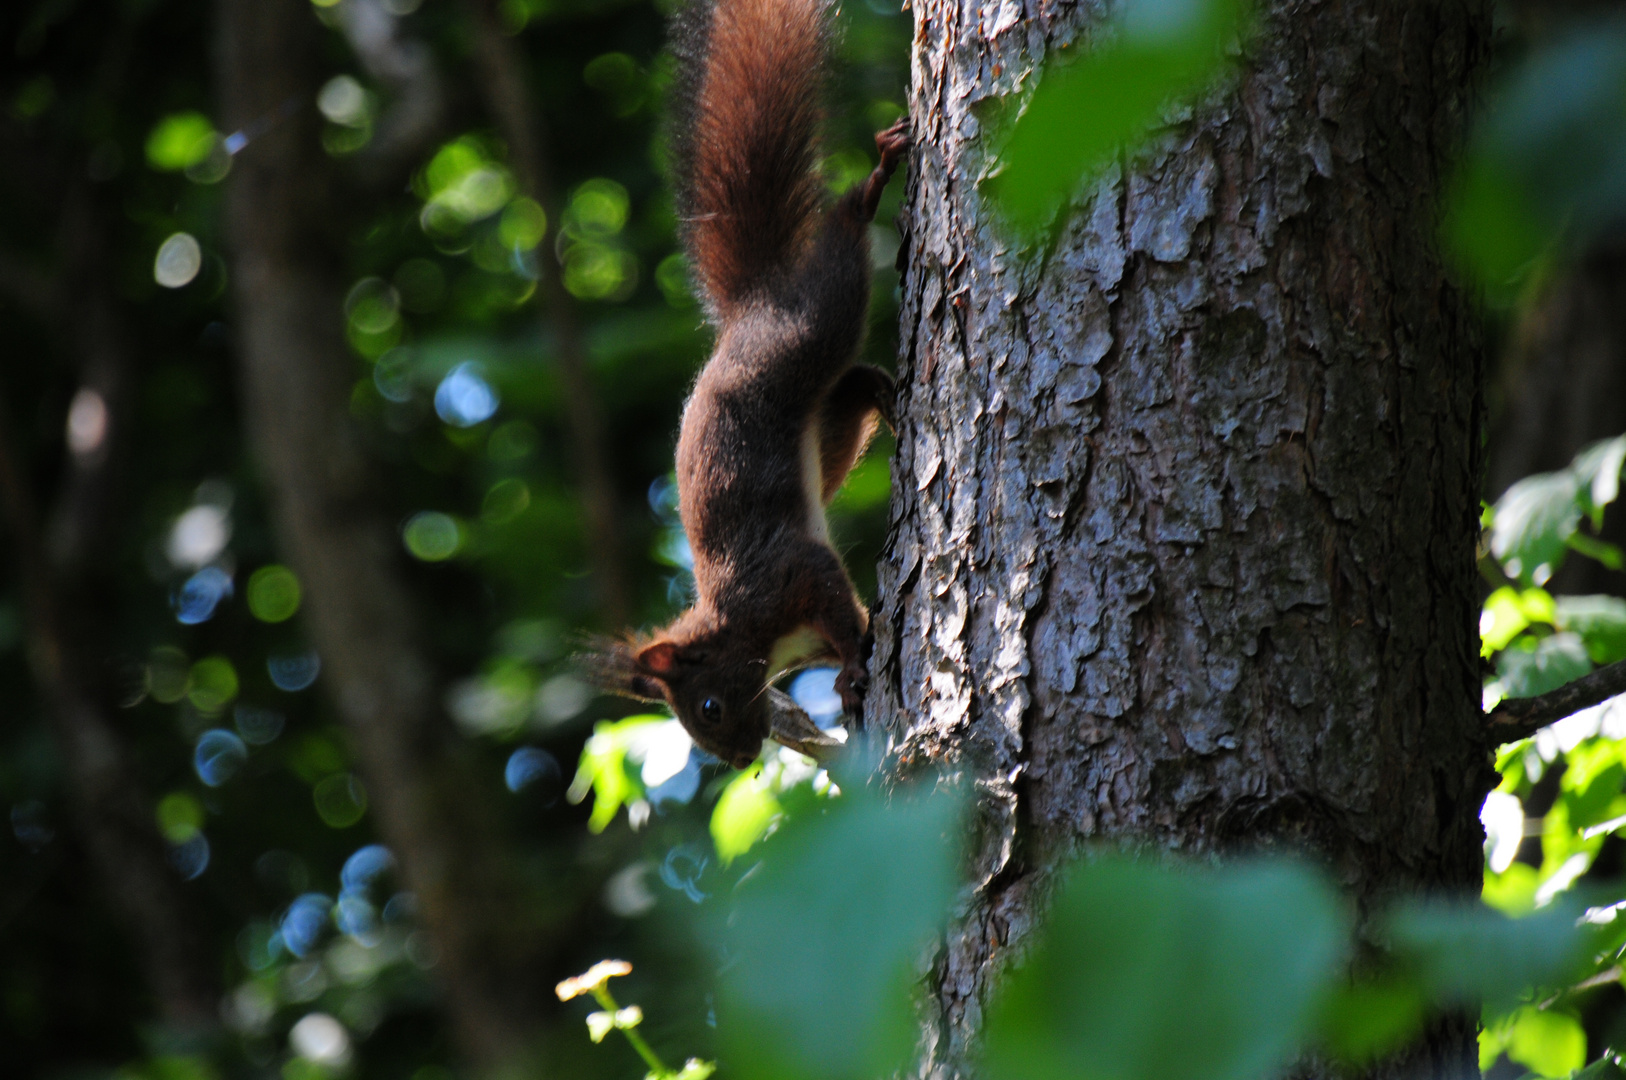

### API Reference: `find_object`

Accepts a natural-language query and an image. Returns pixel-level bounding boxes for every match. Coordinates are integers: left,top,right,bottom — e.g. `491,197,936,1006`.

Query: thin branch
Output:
462,0,631,624
1485,657,1626,746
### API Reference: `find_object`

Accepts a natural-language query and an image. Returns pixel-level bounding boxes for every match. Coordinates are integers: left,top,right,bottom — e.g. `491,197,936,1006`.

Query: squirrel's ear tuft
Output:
636,640,682,676
575,635,668,703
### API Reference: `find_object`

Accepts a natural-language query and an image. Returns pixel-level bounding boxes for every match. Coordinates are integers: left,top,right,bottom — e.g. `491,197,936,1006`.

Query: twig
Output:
1485,657,1626,746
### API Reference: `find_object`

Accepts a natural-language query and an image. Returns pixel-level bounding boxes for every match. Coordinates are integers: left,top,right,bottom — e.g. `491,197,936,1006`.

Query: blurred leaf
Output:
1443,23,1626,295
1491,473,1583,585
1314,977,1426,1064
1574,435,1626,526
1495,633,1593,701
982,855,1345,1080
1507,1006,1587,1078
1382,899,1595,1013
986,0,1254,228
1441,157,1550,295
711,779,963,1080
146,112,218,171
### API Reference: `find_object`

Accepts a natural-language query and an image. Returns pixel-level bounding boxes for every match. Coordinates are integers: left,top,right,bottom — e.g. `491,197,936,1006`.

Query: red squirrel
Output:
582,0,909,769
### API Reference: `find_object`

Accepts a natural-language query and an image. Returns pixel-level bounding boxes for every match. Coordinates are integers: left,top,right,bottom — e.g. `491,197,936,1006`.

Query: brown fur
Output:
582,0,909,769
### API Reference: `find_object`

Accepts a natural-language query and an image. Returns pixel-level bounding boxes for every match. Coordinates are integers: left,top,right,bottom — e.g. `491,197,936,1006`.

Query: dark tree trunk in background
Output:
875,2,1494,1077
1486,245,1626,597
0,164,219,1032
215,0,544,1069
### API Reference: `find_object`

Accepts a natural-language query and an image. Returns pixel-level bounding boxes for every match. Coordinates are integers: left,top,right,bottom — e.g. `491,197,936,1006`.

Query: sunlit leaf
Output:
986,0,1254,229
1491,472,1583,585
710,769,781,864
1481,586,1556,658
1557,595,1626,665
982,855,1345,1080
567,716,669,833
712,778,963,1080
1506,1007,1587,1078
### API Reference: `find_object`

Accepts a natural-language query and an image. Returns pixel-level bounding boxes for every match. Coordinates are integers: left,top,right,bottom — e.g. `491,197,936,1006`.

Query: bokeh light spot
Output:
281,893,332,958
434,363,498,427
291,1012,352,1066
318,76,370,127
194,729,249,787
345,276,401,334
167,503,231,568
482,478,531,524
65,388,108,457
145,112,217,171
156,791,204,843
154,232,203,288
188,656,240,714
247,564,302,623
498,197,547,249
314,773,368,828
169,833,211,880
174,566,234,625
403,511,463,561
268,651,322,692
504,746,562,800
341,845,394,892
148,646,192,704
234,704,287,745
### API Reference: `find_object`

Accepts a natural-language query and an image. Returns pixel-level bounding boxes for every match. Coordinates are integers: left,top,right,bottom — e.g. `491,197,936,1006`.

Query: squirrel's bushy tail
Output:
670,0,831,319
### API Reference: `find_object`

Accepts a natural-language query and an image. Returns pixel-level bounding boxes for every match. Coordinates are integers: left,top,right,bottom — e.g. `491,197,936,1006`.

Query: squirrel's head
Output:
580,635,829,769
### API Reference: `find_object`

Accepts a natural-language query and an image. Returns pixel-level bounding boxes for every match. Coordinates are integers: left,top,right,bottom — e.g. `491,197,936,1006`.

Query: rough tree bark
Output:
215,0,545,1069
873,2,1494,1077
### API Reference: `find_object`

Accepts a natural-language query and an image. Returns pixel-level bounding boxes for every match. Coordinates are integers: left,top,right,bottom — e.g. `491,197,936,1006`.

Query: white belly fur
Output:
800,421,830,544
769,624,834,678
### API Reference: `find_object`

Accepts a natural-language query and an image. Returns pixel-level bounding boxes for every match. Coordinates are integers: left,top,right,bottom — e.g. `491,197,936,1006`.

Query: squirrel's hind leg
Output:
817,364,895,503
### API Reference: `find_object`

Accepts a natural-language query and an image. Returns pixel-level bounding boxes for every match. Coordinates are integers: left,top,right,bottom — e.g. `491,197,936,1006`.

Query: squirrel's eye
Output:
700,698,723,726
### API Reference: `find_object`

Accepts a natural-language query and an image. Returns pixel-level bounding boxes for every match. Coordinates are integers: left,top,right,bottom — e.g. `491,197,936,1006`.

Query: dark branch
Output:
1485,658,1626,746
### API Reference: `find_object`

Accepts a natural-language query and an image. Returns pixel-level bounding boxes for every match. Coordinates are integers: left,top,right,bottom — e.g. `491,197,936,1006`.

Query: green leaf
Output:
1382,900,1594,1013
711,779,963,1080
1506,1007,1586,1079
1441,154,1550,296
982,855,1345,1080
986,0,1254,228
1573,435,1626,526
145,111,218,171
1495,633,1593,701
1315,977,1426,1064
1482,586,1557,658
710,768,782,864
567,715,668,833
1491,472,1583,585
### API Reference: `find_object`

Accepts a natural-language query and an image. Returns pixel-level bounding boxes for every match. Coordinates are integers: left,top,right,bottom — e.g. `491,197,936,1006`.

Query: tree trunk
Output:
215,0,545,1069
873,2,1495,1077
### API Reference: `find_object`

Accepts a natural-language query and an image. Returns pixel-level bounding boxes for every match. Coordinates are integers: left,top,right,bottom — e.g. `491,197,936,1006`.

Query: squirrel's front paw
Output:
875,118,911,168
